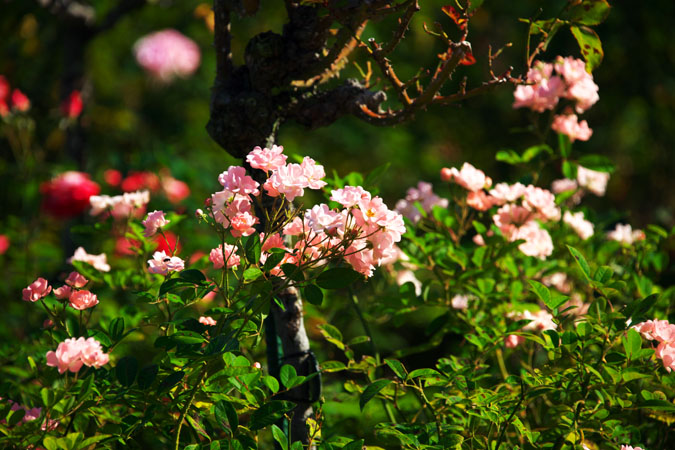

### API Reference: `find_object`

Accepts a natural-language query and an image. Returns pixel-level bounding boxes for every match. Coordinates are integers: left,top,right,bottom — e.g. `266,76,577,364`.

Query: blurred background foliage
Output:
0,1,673,444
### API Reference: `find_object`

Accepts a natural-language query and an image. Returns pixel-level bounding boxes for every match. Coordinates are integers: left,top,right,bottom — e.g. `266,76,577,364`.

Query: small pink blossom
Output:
607,223,645,245
253,362,262,369
451,294,469,310
466,190,497,211
620,446,645,450
209,244,240,269
632,320,675,343
148,251,185,275
0,234,9,254
441,163,491,192
246,145,287,172
65,271,88,288
46,339,85,374
563,210,594,240
161,177,190,203
551,179,578,194
283,217,309,236
22,278,52,302
395,182,449,222
523,185,560,222
90,190,150,219
489,183,526,205
218,166,259,196
230,212,258,237
134,29,201,81
68,290,99,310
541,272,571,294
142,210,170,237
331,186,371,208
68,247,111,272
300,157,327,190
513,221,554,259
53,285,72,299
261,233,286,253
493,204,535,238
263,163,307,201
505,334,525,348
551,114,593,142
306,204,341,232
473,234,486,246
576,166,609,197
79,338,109,368
199,316,217,326
513,62,565,112
519,309,557,331
566,76,599,113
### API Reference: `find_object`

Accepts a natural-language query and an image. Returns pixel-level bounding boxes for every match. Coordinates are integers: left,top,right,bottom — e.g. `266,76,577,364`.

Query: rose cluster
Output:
46,337,109,374
23,271,99,311
632,319,675,372
90,190,150,220
203,145,404,277
0,74,30,116
513,57,599,142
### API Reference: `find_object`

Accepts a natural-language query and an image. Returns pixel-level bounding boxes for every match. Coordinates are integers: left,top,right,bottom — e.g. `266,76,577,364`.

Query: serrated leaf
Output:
318,324,344,350
623,328,642,359
359,379,392,411
407,368,442,379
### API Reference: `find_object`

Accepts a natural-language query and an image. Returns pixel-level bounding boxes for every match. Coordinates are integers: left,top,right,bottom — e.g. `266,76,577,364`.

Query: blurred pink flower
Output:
53,285,72,300
199,316,217,326
441,162,491,192
142,210,170,237
65,271,88,288
22,278,52,302
209,244,240,269
513,62,564,112
68,247,111,272
395,181,448,222
0,234,8,255
576,166,609,197
607,223,645,245
551,114,592,142
513,221,554,259
134,29,201,81
563,211,594,240
161,176,190,203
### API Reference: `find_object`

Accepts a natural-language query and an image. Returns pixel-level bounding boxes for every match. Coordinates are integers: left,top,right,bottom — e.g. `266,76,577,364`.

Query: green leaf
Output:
521,144,553,162
316,267,362,289
243,267,263,281
263,250,286,272
249,401,295,430
109,317,125,341
496,149,521,165
179,269,207,283
472,246,487,268
528,280,551,305
359,379,392,411
342,439,366,450
303,284,323,306
318,324,344,350
158,370,185,393
116,356,139,387
385,359,407,379
562,160,578,179
271,424,288,450
639,400,675,412
79,435,112,448
281,264,304,282
578,154,615,173
215,400,238,432
321,360,347,372
570,25,604,71
280,364,297,388
593,265,613,284
244,235,262,264
567,0,611,25
263,375,280,393
623,328,642,359
407,368,442,379
137,364,159,390
567,245,592,282
558,133,572,158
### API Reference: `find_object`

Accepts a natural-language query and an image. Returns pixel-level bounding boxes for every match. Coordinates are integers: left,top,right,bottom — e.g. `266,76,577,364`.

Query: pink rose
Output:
300,157,327,190
68,247,111,272
79,338,109,368
65,271,88,288
209,244,240,269
218,166,259,196
142,210,170,237
68,290,99,310
505,334,525,348
22,278,52,302
441,162,491,192
551,114,593,142
563,211,594,240
148,251,185,275
607,223,645,245
576,166,609,197
246,145,287,172
331,186,371,208
161,176,190,203
466,190,497,211
46,338,85,374
230,212,258,237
